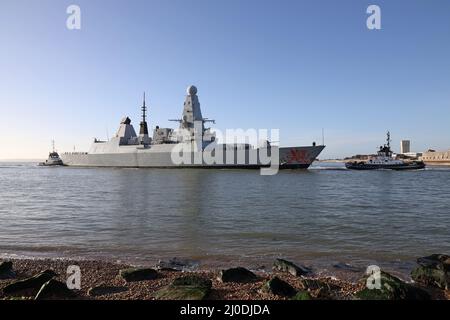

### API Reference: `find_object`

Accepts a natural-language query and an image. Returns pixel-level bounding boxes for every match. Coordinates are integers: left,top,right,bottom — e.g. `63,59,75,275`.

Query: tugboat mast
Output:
386,131,391,149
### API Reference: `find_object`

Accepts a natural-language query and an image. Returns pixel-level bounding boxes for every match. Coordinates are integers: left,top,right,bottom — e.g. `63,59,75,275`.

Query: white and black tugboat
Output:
345,132,425,170
39,140,63,166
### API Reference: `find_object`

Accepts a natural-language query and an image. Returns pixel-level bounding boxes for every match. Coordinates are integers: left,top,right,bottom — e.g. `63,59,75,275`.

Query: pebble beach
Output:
1,257,448,300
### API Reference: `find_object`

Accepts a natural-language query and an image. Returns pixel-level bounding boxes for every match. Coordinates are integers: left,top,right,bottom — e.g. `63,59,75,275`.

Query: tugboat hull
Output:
345,161,425,170
38,160,64,166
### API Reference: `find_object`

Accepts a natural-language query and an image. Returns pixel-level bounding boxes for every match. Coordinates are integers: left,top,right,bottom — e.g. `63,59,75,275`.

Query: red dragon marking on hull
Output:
286,149,309,164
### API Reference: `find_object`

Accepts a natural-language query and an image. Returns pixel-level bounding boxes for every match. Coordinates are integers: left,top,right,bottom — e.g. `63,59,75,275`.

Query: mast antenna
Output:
322,128,325,146
139,91,149,138
142,91,147,122
52,140,55,152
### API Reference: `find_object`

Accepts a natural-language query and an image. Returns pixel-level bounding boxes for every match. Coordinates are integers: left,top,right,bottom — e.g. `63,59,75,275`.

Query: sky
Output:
0,0,449,159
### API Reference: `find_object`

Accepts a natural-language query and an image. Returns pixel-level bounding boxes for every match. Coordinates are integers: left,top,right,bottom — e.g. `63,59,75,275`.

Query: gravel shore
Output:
1,258,448,300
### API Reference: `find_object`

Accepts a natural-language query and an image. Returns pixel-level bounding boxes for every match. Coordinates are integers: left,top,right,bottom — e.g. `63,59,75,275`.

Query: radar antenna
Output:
202,118,215,124
139,92,149,136
142,92,147,123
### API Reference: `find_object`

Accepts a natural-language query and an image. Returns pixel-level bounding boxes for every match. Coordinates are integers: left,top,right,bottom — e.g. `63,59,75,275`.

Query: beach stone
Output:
273,258,311,277
119,268,158,282
155,275,212,300
88,285,128,297
291,290,312,300
218,267,257,283
263,276,297,297
356,271,430,300
300,278,338,291
411,254,450,290
156,258,199,271
0,261,15,279
299,278,340,298
3,270,57,295
35,279,76,300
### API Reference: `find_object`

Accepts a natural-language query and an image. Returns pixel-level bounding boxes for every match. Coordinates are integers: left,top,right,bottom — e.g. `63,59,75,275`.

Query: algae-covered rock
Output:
299,278,340,299
155,275,212,300
411,254,449,290
356,271,430,300
88,285,128,297
273,258,311,277
171,275,212,288
3,270,57,295
291,290,312,300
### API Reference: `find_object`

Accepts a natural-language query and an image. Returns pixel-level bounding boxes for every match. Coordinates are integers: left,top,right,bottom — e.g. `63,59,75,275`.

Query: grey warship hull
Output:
61,145,325,169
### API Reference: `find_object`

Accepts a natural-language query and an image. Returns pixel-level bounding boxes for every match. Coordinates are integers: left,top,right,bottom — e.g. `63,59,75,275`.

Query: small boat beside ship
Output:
345,132,425,171
39,141,63,166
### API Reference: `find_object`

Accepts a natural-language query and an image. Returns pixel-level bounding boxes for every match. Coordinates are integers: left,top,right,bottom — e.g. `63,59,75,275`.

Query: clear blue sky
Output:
1,0,449,159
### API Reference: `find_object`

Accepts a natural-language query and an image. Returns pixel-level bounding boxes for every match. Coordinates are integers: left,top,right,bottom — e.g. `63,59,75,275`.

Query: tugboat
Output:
345,132,425,170
39,140,64,166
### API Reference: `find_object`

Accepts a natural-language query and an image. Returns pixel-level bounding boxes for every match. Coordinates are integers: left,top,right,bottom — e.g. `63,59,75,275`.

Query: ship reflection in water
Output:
0,162,449,277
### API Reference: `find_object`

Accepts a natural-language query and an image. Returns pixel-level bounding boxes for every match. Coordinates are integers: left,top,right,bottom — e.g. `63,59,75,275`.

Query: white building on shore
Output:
421,149,450,165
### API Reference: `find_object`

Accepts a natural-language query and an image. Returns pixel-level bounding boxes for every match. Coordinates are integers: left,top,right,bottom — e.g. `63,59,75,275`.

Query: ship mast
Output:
139,92,150,144
386,131,392,157
52,140,55,153
386,131,391,149
142,92,147,123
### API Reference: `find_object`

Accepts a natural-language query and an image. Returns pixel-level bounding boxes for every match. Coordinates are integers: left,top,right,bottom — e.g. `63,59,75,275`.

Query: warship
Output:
61,86,325,170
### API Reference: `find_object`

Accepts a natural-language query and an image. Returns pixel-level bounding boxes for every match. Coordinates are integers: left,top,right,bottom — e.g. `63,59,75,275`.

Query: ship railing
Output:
62,152,88,155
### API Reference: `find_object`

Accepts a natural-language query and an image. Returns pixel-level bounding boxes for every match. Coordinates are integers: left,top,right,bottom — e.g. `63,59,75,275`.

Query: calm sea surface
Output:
1,162,449,277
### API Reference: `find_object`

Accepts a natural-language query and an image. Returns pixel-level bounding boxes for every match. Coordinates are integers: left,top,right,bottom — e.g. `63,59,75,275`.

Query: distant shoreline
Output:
316,159,347,163
0,159,41,163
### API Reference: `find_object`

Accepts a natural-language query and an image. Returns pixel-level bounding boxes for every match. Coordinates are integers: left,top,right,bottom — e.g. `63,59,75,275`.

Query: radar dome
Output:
187,85,197,96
